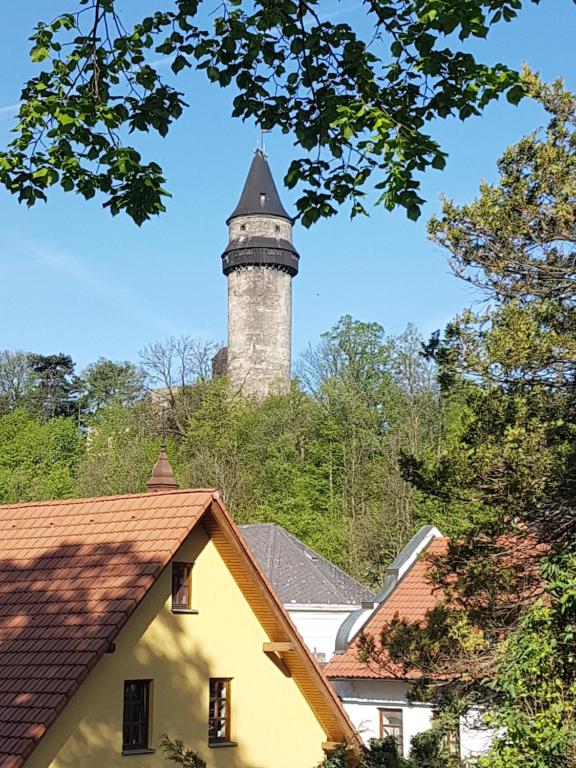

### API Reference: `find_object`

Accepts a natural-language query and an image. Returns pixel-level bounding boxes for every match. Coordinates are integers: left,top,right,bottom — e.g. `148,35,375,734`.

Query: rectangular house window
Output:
379,708,403,755
172,562,192,609
123,680,151,752
209,678,231,744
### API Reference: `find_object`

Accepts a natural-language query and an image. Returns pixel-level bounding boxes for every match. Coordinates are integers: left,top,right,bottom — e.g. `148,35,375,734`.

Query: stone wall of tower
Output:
229,215,292,241
227,266,292,400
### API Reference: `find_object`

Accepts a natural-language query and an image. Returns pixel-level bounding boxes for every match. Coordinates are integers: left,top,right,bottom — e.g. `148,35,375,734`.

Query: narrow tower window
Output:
259,192,267,206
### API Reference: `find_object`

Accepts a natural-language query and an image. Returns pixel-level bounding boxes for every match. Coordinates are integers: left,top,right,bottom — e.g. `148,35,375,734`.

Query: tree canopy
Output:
363,77,576,766
0,0,561,225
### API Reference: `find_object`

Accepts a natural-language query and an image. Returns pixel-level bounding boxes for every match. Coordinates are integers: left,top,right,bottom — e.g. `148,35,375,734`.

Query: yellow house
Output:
0,451,359,768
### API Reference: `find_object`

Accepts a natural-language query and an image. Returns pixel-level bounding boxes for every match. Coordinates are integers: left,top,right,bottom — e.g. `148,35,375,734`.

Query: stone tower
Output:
221,149,299,400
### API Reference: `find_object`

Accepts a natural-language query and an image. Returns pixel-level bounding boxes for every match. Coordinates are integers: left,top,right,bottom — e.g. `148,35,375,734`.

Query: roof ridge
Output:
325,537,445,679
0,488,217,512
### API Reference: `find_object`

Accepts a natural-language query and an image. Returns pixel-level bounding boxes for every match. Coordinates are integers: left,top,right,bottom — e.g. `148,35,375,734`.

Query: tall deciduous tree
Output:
77,357,145,415
0,351,35,415
0,1,552,225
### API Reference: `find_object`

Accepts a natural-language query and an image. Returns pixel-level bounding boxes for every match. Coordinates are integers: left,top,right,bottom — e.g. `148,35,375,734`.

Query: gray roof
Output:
240,524,375,606
227,149,291,222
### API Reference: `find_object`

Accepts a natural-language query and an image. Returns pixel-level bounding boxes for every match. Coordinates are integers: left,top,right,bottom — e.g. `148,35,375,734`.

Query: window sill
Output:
171,607,199,614
209,741,238,749
122,748,156,756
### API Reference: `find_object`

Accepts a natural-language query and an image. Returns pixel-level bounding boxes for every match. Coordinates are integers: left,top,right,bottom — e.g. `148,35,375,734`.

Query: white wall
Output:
461,710,494,759
286,606,357,662
331,678,493,760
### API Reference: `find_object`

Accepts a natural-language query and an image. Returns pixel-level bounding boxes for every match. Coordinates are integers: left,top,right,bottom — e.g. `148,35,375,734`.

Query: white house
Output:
240,523,374,663
325,526,493,760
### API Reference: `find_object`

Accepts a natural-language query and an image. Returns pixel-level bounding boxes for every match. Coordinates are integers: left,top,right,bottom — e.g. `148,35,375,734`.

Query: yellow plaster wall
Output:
27,522,328,768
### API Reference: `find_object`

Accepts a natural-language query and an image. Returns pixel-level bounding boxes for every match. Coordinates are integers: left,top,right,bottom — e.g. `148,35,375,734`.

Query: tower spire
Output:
226,149,292,224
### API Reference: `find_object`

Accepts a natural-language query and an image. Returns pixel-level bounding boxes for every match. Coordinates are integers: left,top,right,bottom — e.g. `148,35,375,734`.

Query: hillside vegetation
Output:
0,317,470,586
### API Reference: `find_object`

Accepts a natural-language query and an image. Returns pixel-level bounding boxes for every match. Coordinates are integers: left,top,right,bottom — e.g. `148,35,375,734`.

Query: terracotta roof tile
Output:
325,538,447,680
0,489,214,766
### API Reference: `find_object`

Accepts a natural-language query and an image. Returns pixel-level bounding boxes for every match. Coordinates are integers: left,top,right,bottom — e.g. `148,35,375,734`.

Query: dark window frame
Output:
122,679,151,753
172,561,193,610
209,678,232,745
379,708,404,756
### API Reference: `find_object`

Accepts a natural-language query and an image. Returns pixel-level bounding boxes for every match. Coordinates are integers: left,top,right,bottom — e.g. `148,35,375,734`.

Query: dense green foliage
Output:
0,409,82,502
0,1,560,224
317,734,453,768
363,78,576,765
0,317,463,584
480,550,576,768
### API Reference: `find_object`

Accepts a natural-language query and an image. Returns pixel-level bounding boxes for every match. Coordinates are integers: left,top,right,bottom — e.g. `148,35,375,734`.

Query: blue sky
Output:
0,1,574,372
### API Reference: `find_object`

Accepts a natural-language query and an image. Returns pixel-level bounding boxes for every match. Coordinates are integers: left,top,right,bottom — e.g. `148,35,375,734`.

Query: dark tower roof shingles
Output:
227,149,291,222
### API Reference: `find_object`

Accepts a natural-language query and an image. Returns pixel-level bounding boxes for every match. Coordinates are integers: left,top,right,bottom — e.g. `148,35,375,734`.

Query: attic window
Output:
275,225,280,234
172,562,192,610
260,192,267,206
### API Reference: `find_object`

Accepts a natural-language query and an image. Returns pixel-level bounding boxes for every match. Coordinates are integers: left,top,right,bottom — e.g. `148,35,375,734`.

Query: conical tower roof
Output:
147,446,179,492
227,149,291,223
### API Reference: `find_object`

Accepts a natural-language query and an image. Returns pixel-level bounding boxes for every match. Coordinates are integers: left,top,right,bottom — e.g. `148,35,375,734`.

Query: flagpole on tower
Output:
259,127,270,155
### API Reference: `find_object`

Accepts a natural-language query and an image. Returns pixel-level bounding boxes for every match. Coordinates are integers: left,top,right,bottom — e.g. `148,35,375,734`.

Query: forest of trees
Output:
0,316,467,586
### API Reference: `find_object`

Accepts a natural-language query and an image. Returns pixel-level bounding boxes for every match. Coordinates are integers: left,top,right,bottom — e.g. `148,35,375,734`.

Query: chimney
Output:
147,446,179,492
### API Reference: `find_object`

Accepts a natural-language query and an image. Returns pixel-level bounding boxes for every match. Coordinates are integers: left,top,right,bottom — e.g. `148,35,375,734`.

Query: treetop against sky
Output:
0,1,574,369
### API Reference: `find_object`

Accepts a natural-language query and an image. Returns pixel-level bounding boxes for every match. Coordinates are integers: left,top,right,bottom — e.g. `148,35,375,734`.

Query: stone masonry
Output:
227,266,292,399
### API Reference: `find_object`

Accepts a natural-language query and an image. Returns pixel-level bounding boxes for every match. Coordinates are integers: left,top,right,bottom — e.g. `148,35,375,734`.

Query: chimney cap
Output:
147,445,179,492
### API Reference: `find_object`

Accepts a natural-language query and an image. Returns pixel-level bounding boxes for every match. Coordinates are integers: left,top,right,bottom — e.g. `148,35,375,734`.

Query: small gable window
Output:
172,562,193,610
123,680,151,753
209,678,234,746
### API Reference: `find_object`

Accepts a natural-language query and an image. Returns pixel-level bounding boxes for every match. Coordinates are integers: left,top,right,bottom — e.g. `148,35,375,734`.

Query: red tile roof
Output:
0,489,214,767
325,538,446,680
0,489,360,766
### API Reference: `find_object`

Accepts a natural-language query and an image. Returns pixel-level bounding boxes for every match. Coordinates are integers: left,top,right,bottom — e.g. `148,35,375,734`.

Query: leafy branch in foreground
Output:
159,734,206,767
0,0,549,225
